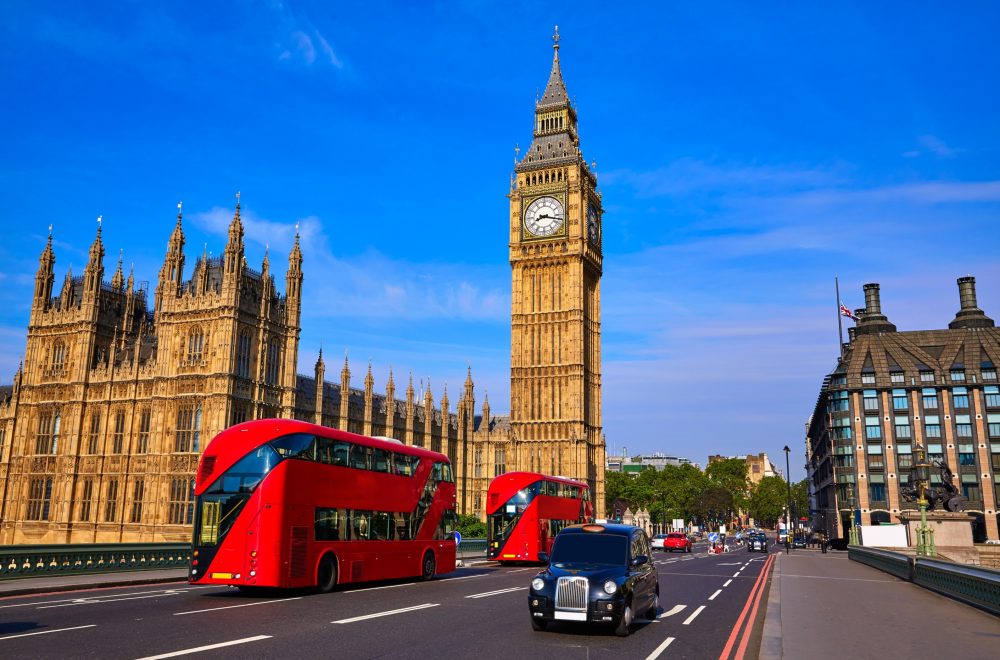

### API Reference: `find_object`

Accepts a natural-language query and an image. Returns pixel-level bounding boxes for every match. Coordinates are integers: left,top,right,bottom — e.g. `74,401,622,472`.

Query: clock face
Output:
588,204,600,244
524,196,565,237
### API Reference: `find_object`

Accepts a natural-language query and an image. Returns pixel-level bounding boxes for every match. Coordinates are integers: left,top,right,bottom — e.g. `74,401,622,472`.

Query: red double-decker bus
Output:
189,419,457,592
487,471,592,563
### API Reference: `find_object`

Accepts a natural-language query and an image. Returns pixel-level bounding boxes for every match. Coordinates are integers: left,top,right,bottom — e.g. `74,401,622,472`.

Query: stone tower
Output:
508,27,605,515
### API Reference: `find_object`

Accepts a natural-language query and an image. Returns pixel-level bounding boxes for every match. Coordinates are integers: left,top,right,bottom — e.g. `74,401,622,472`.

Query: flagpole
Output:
835,277,844,358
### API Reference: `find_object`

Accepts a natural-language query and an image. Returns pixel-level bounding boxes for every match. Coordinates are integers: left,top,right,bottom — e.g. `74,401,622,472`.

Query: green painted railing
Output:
848,545,913,580
914,558,1000,616
0,543,191,580
457,538,487,559
849,545,1000,616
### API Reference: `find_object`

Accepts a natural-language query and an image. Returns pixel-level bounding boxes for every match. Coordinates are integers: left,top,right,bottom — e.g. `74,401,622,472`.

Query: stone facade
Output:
807,278,1000,543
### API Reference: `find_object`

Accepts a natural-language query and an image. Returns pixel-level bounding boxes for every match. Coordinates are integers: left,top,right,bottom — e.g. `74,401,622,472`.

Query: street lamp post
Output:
783,445,792,553
912,446,936,557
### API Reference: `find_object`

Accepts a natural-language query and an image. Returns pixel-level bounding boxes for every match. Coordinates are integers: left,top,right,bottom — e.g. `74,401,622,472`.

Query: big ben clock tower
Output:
509,27,605,516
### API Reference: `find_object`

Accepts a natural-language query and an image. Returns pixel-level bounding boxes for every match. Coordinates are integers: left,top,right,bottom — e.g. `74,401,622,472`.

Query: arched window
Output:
265,338,280,385
236,330,251,378
51,341,66,370
187,329,204,363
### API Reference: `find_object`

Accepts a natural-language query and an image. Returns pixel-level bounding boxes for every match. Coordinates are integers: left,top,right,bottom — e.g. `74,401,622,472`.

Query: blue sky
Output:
2,2,999,478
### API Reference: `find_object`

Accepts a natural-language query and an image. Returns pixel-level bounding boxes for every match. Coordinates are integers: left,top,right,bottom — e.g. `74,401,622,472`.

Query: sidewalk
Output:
760,549,998,659
0,569,187,598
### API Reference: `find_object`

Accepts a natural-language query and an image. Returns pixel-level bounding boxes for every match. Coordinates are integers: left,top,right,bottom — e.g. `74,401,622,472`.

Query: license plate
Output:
210,572,233,579
554,611,587,621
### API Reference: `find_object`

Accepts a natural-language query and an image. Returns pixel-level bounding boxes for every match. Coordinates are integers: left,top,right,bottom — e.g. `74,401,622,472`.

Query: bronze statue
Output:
900,459,966,512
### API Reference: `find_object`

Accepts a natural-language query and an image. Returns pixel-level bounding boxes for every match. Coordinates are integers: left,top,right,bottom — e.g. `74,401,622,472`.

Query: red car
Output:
663,532,692,553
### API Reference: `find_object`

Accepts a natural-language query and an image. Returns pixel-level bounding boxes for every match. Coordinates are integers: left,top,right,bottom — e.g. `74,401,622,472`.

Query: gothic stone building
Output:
807,278,1000,543
0,30,608,543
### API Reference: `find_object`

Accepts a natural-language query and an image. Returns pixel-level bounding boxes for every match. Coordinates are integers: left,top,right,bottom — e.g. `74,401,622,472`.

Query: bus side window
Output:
271,433,315,460
442,463,454,483
352,510,372,540
332,441,350,466
371,511,391,540
315,507,340,541
350,445,372,471
394,512,411,540
432,462,442,482
373,448,391,473
394,453,414,476
316,438,333,464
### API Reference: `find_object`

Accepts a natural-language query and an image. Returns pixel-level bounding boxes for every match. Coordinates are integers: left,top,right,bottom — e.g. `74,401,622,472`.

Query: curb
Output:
759,553,782,660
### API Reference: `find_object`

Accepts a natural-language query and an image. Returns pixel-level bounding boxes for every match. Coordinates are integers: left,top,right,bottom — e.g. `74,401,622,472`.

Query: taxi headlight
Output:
531,578,545,591
603,580,617,595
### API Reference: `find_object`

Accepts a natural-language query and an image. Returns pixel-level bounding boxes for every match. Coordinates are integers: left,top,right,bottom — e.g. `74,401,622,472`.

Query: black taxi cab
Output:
528,523,659,636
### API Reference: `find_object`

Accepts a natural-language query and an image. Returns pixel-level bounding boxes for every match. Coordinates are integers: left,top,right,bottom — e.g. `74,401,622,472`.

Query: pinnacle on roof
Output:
538,25,570,109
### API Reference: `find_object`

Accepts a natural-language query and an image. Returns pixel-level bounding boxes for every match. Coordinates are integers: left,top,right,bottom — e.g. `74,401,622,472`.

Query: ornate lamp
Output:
910,446,935,557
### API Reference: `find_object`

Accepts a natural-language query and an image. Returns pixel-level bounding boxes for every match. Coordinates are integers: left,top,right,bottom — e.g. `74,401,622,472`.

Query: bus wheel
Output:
317,554,337,593
420,551,436,581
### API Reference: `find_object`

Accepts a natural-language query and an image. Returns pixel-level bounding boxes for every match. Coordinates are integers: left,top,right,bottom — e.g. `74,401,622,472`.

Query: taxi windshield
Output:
550,533,627,566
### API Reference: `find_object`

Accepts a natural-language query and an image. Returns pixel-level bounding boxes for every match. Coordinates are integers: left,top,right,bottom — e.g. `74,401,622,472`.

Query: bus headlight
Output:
603,580,617,595
531,578,545,591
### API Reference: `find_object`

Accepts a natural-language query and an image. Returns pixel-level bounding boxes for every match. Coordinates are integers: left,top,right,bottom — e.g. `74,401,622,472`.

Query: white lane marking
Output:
173,597,302,616
718,562,741,566
658,604,686,619
0,624,97,641
682,605,706,625
465,586,526,599
332,602,439,624
732,572,741,577
135,635,271,659
39,592,185,609
437,574,489,582
708,589,722,601
645,636,675,660
723,579,733,587
0,588,195,610
506,568,534,573
345,583,413,593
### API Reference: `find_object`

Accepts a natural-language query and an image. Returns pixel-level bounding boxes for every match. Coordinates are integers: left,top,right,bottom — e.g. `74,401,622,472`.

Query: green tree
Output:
705,458,750,512
791,478,810,524
747,476,788,527
456,513,487,538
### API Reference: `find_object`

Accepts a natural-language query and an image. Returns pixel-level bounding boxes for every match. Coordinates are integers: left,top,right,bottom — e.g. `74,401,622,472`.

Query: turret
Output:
363,361,374,436
338,353,350,431
82,217,105,299
110,249,124,291
33,229,56,311
385,368,397,439
157,203,186,310
224,194,245,280
314,348,325,425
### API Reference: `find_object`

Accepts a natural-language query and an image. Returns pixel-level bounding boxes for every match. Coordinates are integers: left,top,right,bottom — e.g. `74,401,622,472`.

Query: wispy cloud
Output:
189,205,507,322
903,134,959,159
269,2,343,68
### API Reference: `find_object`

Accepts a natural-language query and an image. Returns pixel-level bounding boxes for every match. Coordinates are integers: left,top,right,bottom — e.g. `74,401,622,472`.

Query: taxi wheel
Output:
646,590,659,620
614,602,633,637
531,617,547,631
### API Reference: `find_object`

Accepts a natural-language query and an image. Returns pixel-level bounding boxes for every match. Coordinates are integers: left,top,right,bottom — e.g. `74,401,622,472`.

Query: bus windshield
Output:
205,445,281,495
196,444,281,547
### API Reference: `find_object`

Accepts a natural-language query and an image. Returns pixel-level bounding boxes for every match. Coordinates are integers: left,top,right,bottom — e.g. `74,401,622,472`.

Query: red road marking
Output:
717,553,774,660
733,553,775,660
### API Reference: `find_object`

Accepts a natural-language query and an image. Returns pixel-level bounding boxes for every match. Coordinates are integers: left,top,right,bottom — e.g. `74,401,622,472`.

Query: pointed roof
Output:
538,26,570,109
87,216,105,268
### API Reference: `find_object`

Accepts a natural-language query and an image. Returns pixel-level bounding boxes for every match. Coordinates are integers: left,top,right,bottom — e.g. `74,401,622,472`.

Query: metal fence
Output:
848,545,1000,616
0,543,191,580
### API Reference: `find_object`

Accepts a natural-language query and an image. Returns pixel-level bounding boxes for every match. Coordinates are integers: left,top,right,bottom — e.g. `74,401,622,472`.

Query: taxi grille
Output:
555,576,588,610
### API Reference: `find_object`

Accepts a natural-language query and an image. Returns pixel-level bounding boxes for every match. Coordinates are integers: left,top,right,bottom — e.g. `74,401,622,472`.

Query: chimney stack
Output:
855,282,896,335
949,276,994,329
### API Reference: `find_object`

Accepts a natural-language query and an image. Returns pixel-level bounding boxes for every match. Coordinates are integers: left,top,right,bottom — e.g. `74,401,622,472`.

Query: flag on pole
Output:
839,302,857,321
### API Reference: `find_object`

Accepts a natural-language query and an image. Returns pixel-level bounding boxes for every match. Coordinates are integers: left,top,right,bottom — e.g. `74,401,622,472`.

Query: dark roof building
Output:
806,277,1000,543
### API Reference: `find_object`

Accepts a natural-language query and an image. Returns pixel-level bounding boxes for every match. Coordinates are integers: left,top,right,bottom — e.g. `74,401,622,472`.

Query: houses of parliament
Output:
0,30,606,544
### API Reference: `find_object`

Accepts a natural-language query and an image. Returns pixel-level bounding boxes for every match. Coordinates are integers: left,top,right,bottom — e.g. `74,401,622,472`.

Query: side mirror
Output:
632,554,649,566
538,552,550,564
